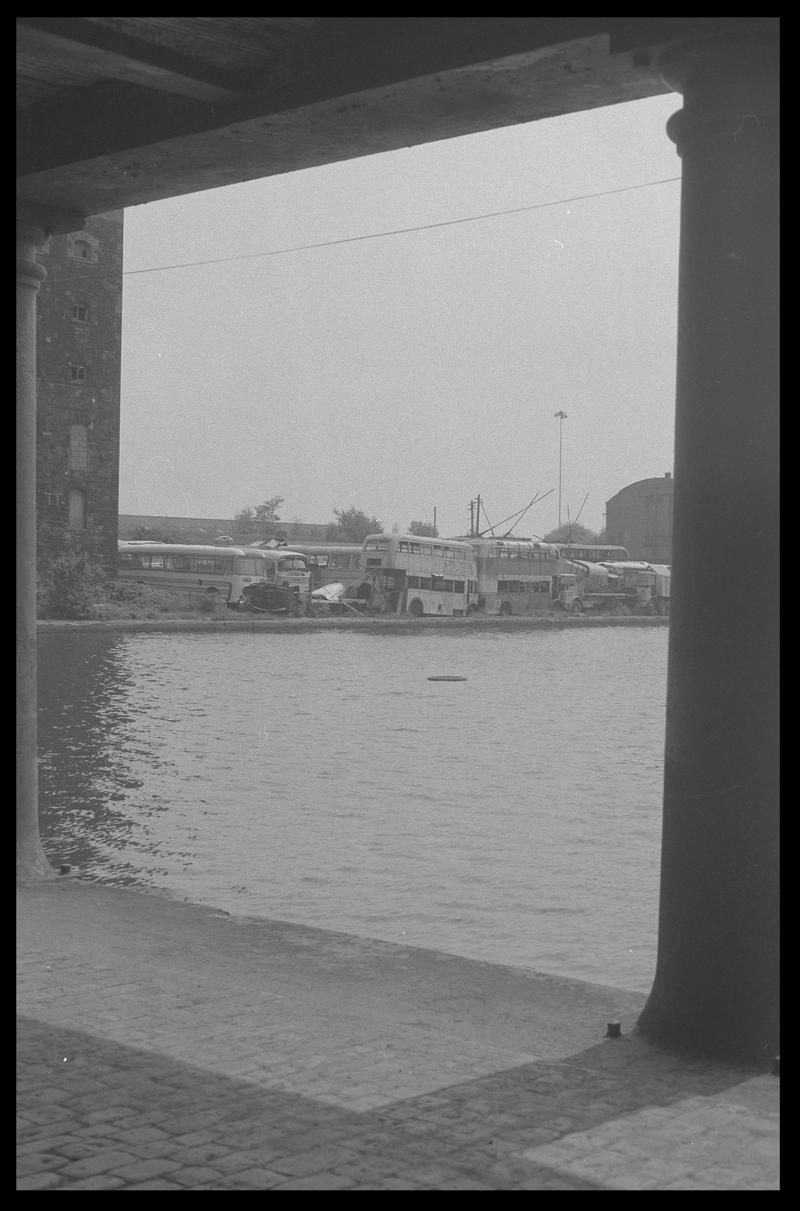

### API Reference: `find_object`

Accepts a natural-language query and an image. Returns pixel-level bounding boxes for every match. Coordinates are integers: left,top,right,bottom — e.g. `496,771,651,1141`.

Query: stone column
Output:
636,34,779,1063
17,219,53,879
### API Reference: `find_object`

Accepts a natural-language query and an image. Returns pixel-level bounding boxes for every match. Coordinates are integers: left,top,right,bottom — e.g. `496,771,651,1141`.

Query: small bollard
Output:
772,1055,780,1077
605,1021,622,1038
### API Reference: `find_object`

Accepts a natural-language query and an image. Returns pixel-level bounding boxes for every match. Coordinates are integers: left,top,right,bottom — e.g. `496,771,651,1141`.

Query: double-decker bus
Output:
454,536,564,615
281,543,363,592
556,543,629,563
117,542,311,607
360,533,478,616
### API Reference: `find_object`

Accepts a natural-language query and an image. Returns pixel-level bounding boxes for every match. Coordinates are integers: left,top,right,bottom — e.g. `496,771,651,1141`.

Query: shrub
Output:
37,553,106,619
38,558,235,621
84,580,230,620
197,592,229,615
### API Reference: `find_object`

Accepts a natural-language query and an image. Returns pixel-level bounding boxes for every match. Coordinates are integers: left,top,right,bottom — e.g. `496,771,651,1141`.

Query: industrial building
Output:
605,474,673,564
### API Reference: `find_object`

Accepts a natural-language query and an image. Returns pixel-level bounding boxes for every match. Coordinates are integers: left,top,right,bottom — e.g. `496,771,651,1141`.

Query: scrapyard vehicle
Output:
237,581,305,616
309,581,366,616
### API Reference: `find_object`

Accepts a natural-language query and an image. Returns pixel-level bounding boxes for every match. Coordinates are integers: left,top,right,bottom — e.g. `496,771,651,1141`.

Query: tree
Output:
233,507,255,537
254,495,283,531
543,522,602,545
328,506,382,543
408,520,438,537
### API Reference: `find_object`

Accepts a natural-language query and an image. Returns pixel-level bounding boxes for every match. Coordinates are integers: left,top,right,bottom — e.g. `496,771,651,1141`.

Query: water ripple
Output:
38,627,667,992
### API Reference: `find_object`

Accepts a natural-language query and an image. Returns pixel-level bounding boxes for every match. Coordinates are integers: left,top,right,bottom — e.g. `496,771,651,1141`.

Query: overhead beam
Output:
18,27,669,216
17,17,246,103
606,15,778,55
17,201,86,239
21,16,700,182
18,17,772,218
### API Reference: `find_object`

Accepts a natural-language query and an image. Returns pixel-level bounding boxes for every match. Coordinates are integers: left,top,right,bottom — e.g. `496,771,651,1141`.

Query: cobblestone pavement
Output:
17,879,779,1191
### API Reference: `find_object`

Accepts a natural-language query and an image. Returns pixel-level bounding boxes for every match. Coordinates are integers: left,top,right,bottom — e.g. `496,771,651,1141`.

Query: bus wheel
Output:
466,604,479,617
408,599,424,617
499,601,512,616
570,598,584,614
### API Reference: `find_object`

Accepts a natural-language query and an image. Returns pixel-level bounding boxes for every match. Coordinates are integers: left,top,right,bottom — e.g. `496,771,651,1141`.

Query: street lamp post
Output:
554,411,568,528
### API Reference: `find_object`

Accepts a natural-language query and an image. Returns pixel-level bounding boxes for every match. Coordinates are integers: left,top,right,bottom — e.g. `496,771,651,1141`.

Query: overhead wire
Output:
122,175,681,278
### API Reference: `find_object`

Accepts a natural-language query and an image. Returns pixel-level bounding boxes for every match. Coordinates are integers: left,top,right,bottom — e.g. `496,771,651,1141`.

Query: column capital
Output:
658,32,779,153
17,200,87,243
16,255,47,290
17,231,48,291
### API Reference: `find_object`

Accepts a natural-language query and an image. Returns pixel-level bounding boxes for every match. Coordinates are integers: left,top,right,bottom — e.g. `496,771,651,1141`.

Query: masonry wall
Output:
36,212,124,570
119,515,332,544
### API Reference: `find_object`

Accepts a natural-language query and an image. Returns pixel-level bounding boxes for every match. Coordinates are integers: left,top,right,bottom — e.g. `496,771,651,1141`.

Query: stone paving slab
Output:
17,878,779,1190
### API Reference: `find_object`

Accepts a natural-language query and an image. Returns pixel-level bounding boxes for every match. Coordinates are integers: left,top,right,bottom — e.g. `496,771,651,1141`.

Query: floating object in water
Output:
427,675,467,681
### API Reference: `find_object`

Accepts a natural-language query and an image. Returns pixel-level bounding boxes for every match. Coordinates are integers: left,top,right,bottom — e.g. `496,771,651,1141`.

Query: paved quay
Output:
18,878,778,1191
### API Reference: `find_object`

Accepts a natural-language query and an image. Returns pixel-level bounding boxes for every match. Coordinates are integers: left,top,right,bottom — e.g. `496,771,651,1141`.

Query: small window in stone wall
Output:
68,489,86,531
70,364,87,384
43,491,65,508
69,237,98,263
72,304,89,322
70,425,89,470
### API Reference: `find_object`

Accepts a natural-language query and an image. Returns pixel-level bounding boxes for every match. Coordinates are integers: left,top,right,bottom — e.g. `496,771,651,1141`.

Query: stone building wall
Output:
36,211,123,569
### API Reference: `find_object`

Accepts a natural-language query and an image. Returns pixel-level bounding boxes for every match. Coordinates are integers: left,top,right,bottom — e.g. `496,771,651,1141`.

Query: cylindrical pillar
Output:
637,34,779,1063
17,221,54,879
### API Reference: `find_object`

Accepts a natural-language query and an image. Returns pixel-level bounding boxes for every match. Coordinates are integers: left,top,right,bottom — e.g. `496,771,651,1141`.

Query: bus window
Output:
233,557,262,575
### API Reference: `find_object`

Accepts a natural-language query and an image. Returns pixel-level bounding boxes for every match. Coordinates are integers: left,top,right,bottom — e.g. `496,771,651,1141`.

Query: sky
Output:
119,92,682,539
